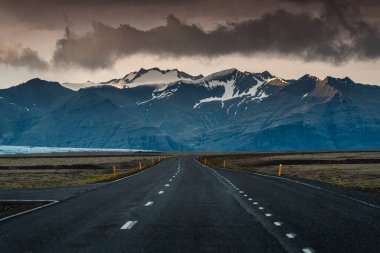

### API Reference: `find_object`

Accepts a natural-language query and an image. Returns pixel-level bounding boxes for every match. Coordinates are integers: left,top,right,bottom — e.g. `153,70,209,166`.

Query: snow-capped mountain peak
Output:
103,67,203,89
192,69,276,109
266,77,288,86
62,80,100,91
203,68,238,81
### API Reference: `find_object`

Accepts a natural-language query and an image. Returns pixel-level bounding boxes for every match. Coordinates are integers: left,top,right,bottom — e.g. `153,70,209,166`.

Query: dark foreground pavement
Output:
0,157,379,253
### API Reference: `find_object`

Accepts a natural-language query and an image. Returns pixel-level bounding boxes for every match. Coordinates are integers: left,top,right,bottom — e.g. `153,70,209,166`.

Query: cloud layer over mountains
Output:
0,41,48,70
1,0,380,70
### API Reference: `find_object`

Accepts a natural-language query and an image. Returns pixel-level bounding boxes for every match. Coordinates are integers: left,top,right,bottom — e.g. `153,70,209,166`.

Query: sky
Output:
0,0,380,87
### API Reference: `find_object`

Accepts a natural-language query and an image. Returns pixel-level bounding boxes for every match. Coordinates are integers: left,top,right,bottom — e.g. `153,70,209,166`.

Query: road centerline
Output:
145,201,154,206
286,233,296,239
121,220,138,230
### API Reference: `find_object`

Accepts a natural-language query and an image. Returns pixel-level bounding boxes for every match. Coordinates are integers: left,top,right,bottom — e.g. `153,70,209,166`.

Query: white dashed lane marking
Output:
145,201,154,206
197,159,316,253
165,184,170,187
286,233,296,239
121,220,138,230
158,191,164,194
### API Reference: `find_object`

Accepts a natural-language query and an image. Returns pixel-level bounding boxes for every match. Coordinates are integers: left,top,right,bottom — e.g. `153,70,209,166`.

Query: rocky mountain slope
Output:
1,68,379,151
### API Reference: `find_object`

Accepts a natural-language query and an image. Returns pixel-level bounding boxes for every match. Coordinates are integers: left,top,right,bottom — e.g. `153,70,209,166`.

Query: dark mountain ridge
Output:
0,68,379,151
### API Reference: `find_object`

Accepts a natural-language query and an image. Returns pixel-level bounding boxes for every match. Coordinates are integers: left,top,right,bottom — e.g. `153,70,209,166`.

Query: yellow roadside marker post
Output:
139,162,142,170
278,164,283,176
223,160,226,168
113,165,116,176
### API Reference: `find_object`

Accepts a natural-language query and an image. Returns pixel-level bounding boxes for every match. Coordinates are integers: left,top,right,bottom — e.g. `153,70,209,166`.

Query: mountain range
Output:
1,67,379,151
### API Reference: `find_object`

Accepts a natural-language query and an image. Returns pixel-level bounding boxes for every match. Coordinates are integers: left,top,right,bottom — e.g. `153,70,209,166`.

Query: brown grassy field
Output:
0,152,170,189
200,151,380,195
2,151,380,194
0,201,48,219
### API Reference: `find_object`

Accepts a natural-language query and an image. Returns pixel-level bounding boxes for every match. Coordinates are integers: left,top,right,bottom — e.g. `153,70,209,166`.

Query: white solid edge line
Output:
121,220,138,230
196,159,380,210
106,159,167,185
0,200,59,223
0,159,167,223
0,199,57,202
252,172,380,210
196,155,313,251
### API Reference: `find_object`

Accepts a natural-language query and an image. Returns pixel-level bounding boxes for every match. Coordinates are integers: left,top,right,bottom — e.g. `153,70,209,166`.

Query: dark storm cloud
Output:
0,41,48,70
1,0,379,69
52,2,380,69
1,0,370,29
1,0,379,30
0,0,270,29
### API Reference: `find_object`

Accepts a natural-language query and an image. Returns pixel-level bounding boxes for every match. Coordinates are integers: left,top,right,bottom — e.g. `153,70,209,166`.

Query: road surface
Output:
0,156,379,252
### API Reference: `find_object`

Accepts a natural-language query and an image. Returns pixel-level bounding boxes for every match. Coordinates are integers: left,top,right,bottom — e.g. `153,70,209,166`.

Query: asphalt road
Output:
0,156,379,253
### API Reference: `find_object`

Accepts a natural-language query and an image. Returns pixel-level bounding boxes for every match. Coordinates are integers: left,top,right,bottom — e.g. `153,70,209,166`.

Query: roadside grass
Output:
0,154,170,221
1,169,125,188
0,201,48,219
200,151,380,195
0,154,168,167
0,154,167,189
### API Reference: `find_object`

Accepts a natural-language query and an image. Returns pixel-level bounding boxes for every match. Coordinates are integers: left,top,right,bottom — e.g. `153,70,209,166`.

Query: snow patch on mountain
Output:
203,68,237,81
193,79,236,108
137,88,178,105
104,68,203,89
266,77,288,86
193,75,269,109
126,69,180,86
155,84,169,92
62,81,100,91
123,71,138,82
206,80,226,89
